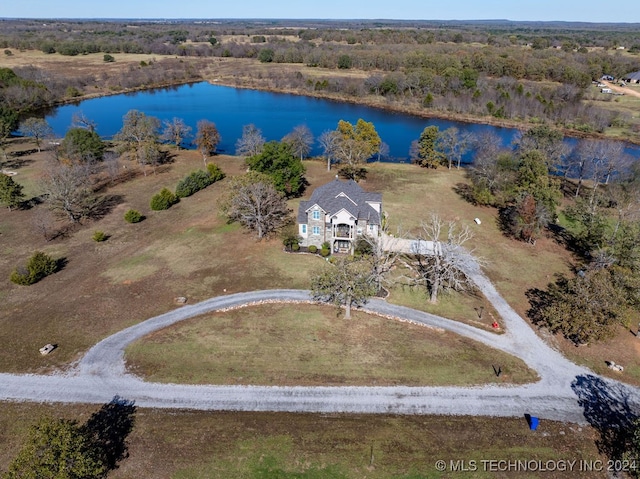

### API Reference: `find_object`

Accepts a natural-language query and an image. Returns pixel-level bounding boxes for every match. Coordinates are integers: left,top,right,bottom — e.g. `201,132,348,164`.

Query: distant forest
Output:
1,18,640,137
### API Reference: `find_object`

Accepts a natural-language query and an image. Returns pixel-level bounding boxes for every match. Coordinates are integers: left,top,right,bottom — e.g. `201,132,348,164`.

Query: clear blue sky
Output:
1,0,639,23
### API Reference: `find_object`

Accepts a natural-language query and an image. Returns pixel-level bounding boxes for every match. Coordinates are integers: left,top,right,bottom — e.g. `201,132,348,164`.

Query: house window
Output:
369,224,375,232
312,210,320,220
312,226,320,235
301,224,307,234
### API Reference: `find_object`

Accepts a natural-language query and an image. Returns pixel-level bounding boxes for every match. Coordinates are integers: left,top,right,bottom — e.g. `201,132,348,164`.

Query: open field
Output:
0,402,606,479
125,303,536,386
1,137,638,386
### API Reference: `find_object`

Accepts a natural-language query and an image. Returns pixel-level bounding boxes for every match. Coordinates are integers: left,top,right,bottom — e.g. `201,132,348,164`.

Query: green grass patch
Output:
213,221,242,234
102,251,160,283
0,404,608,479
125,303,536,386
387,285,501,331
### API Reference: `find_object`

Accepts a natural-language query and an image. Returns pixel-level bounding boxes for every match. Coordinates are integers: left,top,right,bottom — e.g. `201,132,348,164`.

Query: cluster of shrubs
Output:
10,251,58,285
150,187,179,211
123,164,225,221
175,164,225,199
308,242,331,257
150,163,225,211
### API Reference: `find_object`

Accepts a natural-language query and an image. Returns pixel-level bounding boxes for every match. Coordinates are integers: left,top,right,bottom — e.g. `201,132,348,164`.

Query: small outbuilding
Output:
622,71,640,84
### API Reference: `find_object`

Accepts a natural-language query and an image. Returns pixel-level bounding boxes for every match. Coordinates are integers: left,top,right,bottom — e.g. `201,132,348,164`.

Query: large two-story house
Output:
297,178,382,253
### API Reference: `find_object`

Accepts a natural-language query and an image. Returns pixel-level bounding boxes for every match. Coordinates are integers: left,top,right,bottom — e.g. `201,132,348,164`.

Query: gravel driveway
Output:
1,262,639,425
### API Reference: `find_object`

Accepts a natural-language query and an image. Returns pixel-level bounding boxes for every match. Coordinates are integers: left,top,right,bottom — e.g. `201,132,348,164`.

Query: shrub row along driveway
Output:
1,259,640,424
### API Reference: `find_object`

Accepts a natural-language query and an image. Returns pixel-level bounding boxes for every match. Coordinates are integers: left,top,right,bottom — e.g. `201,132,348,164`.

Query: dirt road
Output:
603,80,640,98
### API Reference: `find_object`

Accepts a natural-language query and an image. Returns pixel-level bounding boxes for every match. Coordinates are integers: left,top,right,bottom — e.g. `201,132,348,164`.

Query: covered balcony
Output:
333,223,354,239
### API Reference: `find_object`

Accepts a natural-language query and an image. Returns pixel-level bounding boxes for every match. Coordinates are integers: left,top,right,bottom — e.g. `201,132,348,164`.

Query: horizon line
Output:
1,17,640,25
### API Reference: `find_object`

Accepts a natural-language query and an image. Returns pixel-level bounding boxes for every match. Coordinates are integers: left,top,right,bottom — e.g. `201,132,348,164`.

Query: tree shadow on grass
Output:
88,194,125,220
571,374,640,460
2,155,36,170
82,395,137,471
453,182,476,204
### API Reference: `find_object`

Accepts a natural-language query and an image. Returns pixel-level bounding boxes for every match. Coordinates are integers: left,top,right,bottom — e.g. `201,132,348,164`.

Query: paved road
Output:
1,266,640,424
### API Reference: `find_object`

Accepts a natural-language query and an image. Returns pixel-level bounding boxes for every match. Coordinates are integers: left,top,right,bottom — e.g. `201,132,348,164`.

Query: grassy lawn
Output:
125,303,536,386
365,163,574,321
0,403,606,479
2,141,636,386
387,284,502,331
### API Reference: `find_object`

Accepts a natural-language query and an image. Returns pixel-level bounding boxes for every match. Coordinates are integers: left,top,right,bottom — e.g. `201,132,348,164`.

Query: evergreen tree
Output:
246,141,305,197
4,417,106,479
0,173,24,210
412,126,446,168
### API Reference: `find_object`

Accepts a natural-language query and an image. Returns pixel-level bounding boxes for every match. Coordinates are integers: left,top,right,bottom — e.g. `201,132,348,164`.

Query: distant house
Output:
297,178,382,254
622,71,640,84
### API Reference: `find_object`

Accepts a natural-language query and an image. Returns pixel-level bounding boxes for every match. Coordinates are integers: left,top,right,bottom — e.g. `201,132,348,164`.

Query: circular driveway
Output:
1,265,639,424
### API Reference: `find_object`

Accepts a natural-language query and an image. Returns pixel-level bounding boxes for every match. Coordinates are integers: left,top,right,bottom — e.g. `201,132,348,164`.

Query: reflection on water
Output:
44,82,640,164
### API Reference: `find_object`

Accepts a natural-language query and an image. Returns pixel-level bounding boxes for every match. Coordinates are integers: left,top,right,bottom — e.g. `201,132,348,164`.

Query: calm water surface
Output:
45,82,640,163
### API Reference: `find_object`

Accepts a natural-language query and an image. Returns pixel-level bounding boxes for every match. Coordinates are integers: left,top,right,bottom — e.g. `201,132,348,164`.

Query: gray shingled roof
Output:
623,71,640,81
297,179,381,225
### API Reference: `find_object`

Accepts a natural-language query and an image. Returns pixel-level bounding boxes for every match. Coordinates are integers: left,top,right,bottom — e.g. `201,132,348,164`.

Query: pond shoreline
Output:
47,67,640,148
43,71,640,155
204,77,629,145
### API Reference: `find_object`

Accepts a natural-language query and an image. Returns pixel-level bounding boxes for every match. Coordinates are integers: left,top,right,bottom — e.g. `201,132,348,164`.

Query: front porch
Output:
333,239,352,254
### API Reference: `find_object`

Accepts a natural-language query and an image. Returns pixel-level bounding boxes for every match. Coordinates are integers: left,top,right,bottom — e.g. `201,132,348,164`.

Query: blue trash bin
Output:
529,416,539,430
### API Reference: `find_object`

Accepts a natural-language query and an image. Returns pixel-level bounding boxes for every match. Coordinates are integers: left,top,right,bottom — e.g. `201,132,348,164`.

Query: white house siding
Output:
366,201,381,213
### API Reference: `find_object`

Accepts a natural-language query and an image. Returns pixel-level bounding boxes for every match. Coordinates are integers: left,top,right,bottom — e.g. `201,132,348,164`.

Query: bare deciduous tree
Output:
18,117,53,152
408,214,476,303
436,126,473,169
311,256,376,319
377,141,390,162
235,124,265,157
318,129,340,171
103,151,121,183
574,139,629,207
31,208,56,241
114,110,160,176
224,174,292,239
282,124,313,160
71,111,97,132
161,117,192,150
355,215,401,293
40,161,95,223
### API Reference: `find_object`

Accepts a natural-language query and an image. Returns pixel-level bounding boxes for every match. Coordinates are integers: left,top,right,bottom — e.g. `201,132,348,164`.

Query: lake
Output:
44,82,640,163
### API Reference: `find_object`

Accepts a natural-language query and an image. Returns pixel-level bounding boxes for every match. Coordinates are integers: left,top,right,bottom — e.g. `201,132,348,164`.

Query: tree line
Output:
3,18,640,140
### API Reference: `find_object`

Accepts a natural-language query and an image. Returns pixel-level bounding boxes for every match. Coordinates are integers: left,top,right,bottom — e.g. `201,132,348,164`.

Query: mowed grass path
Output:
125,303,537,386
